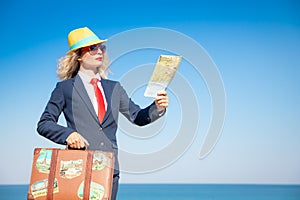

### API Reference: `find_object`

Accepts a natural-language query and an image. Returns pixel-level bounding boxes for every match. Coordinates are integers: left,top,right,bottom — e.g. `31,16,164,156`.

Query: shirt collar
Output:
78,71,101,83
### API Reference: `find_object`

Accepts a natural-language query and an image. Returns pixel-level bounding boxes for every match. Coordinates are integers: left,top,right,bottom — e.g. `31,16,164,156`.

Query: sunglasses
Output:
82,44,106,55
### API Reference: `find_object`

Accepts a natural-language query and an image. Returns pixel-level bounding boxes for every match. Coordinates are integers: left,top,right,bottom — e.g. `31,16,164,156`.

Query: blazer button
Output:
100,142,104,146
99,127,103,131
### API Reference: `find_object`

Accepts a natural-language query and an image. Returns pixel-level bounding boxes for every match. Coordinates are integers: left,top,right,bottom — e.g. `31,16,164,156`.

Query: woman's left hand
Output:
154,91,169,112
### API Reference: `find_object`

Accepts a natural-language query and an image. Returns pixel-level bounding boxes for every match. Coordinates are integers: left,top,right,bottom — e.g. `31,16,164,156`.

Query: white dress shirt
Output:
78,71,107,115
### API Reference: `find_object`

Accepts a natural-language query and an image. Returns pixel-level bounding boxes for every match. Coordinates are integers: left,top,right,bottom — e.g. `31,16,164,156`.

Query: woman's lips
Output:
96,57,103,61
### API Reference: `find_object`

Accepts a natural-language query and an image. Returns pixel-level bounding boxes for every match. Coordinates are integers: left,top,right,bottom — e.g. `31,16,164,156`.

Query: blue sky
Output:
0,0,299,184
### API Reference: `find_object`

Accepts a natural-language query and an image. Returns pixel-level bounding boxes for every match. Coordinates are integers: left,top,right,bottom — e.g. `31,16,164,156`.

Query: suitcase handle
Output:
65,145,87,150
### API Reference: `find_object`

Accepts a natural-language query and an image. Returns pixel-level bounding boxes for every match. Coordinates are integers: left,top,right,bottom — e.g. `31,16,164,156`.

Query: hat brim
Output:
67,39,107,54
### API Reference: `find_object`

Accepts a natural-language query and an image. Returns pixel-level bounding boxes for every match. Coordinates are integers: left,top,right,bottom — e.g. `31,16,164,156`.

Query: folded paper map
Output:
144,55,182,97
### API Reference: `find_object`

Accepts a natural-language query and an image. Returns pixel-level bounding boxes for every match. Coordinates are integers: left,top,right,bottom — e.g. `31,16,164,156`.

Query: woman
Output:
37,27,168,200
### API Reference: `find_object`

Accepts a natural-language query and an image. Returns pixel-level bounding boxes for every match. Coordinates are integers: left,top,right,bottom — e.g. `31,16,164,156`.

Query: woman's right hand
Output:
66,132,89,149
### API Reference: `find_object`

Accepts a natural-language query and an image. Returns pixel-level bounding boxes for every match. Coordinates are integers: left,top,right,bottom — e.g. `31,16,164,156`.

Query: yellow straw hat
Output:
67,27,107,53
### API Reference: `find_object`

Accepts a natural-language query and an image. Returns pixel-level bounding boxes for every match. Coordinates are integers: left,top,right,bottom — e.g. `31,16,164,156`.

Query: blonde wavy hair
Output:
57,48,110,80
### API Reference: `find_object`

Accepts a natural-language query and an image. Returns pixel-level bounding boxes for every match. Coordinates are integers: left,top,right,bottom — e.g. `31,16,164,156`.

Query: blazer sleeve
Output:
37,82,75,144
117,82,165,126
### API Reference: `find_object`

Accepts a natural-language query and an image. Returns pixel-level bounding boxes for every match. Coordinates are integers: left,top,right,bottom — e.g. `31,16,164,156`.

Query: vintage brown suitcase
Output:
27,148,114,200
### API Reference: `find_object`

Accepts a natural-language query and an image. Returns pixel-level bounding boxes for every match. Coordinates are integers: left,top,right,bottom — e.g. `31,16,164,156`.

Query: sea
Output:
0,184,299,200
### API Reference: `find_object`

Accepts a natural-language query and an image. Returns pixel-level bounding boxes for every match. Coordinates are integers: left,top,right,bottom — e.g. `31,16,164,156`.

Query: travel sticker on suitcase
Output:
77,181,105,200
35,149,52,174
59,159,83,179
92,151,109,171
31,178,59,198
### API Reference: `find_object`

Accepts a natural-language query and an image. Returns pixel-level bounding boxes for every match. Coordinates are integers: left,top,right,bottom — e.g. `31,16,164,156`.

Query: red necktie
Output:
90,78,106,123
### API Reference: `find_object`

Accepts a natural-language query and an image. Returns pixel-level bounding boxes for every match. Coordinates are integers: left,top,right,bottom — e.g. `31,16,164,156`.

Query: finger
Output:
155,97,166,102
67,139,75,146
156,94,168,100
155,98,167,105
158,104,168,109
157,100,168,104
82,138,90,147
70,137,78,148
79,140,85,148
155,92,166,100
68,143,76,148
74,135,85,148
157,91,167,96
157,96,168,101
78,137,86,148
157,98,168,104
158,100,169,107
72,140,78,149
76,135,88,147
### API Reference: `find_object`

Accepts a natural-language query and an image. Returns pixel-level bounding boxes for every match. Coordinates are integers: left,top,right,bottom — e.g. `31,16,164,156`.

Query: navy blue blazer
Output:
37,75,163,172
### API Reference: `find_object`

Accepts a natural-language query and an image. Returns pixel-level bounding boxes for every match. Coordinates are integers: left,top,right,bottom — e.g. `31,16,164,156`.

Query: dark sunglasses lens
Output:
89,44,106,53
89,45,98,51
100,45,106,52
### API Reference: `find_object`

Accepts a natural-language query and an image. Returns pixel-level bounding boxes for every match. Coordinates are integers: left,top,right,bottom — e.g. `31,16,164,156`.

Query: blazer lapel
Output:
101,79,112,124
73,75,99,124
